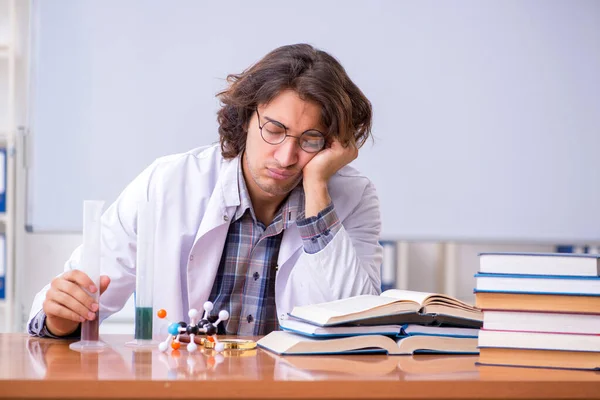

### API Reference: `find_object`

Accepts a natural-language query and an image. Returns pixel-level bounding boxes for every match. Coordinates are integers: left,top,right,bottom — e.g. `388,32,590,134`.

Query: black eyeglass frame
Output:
256,109,326,153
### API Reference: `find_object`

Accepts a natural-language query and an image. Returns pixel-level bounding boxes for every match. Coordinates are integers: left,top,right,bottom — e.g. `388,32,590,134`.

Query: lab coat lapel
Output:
276,188,305,277
277,221,303,273
186,157,239,311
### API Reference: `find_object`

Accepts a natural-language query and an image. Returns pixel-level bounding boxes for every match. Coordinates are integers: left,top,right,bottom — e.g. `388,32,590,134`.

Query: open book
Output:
257,331,479,356
288,289,482,328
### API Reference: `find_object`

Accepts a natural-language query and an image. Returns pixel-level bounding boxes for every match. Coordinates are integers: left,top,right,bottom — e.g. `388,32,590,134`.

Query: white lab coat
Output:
29,145,383,332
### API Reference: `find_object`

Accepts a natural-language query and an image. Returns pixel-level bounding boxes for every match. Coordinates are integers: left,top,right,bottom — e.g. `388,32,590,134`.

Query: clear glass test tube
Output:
70,200,107,352
126,201,156,348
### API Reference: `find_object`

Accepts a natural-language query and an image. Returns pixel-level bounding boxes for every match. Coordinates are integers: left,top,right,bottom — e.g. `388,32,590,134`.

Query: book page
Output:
382,289,478,310
290,295,421,326
425,298,478,310
308,295,411,317
380,289,434,305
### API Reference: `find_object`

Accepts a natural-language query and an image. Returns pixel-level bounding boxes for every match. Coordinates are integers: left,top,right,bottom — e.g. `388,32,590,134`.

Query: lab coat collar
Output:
221,154,242,209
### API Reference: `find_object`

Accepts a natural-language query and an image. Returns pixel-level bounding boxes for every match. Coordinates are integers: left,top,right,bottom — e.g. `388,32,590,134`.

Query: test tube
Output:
70,200,108,352
126,201,157,348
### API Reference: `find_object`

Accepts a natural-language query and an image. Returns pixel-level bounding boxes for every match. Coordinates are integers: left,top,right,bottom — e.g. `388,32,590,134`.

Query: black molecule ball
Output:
199,319,210,327
186,325,199,335
205,324,217,336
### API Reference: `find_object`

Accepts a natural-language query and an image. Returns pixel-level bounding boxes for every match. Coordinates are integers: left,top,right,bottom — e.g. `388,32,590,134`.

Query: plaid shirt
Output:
209,162,341,336
29,157,341,338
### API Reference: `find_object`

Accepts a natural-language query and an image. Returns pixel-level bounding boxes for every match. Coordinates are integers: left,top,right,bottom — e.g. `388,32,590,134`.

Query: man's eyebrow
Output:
263,115,288,130
263,115,325,134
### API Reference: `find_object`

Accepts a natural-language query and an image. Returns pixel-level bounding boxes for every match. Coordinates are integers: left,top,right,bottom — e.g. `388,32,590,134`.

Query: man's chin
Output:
260,177,301,196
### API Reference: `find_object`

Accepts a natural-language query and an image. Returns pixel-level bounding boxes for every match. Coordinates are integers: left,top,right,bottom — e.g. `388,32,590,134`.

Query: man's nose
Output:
274,136,300,167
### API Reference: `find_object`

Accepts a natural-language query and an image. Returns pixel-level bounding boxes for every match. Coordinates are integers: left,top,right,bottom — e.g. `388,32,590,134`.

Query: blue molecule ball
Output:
168,322,180,335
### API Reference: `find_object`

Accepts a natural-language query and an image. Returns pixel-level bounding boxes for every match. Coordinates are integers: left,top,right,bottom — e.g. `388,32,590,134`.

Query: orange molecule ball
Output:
206,336,215,343
157,309,167,319
171,341,181,350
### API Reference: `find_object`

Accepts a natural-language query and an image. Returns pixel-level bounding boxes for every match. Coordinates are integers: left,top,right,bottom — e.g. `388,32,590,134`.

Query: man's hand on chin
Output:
302,139,358,217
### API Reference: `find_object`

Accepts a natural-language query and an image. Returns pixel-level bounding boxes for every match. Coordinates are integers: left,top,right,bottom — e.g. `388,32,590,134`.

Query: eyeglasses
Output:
256,109,325,153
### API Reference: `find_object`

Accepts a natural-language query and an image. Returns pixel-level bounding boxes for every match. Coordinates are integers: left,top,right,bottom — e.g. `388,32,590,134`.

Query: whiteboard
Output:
27,0,600,242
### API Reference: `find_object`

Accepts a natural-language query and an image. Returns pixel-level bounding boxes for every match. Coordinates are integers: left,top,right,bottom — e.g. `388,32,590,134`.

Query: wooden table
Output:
0,333,599,399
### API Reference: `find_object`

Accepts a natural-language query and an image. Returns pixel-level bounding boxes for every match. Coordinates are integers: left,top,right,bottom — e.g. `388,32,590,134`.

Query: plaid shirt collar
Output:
233,153,305,230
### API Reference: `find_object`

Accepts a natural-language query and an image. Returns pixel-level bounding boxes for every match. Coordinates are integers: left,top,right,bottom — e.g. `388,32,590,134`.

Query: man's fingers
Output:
54,279,98,312
99,275,111,295
332,138,358,161
43,300,85,323
46,289,96,321
61,270,97,293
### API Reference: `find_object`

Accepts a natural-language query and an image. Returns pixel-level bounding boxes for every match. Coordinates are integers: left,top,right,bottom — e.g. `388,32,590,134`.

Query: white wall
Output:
1,0,585,333
26,0,600,242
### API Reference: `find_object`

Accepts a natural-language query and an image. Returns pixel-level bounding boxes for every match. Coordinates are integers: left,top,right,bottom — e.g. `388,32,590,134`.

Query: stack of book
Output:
475,252,600,371
257,289,483,356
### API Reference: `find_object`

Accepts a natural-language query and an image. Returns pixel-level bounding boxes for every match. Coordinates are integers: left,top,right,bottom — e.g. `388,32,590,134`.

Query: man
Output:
28,43,382,337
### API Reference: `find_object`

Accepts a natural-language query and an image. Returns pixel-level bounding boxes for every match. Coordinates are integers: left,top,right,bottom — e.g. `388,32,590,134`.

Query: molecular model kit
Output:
157,301,229,353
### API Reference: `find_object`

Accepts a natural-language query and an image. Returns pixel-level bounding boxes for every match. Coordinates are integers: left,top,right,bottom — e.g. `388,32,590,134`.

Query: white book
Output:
289,289,482,327
478,329,600,352
474,273,600,295
483,310,600,335
258,331,479,356
479,252,600,276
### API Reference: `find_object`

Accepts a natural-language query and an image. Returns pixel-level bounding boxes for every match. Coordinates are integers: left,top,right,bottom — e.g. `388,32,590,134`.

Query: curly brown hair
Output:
216,44,373,159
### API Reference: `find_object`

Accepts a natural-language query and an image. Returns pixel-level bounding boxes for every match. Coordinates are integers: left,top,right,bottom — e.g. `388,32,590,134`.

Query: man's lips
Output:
266,168,296,180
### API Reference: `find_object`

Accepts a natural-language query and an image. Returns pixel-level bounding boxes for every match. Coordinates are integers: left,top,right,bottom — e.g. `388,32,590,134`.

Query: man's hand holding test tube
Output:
43,271,110,337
